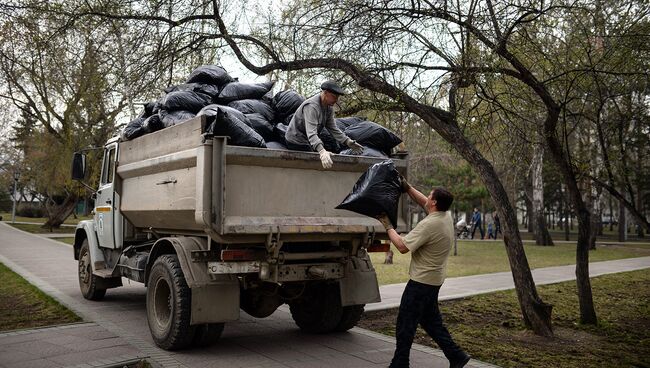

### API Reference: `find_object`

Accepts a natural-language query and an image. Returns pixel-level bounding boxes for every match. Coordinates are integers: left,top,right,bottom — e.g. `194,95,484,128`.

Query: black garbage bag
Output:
272,90,305,120
340,146,388,158
216,81,275,104
336,160,401,228
273,123,289,145
336,116,365,131
344,121,402,156
319,128,342,153
265,141,288,150
159,109,197,127
186,65,234,86
137,101,158,119
281,113,294,126
198,104,266,148
166,83,221,100
229,99,275,122
121,117,147,141
245,113,275,142
161,90,210,113
143,114,164,133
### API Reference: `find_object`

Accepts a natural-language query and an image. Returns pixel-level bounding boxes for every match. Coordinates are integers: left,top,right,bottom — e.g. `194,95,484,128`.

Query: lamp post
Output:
11,171,19,223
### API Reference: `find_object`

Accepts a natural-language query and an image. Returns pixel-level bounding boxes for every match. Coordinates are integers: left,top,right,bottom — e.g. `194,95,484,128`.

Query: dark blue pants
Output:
471,222,484,239
390,280,465,368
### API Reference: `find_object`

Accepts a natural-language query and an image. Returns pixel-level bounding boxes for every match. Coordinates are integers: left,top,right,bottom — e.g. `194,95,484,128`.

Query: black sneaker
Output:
449,353,471,368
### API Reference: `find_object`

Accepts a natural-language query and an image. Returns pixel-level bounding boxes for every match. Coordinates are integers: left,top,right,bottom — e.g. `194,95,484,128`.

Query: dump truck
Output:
71,116,409,350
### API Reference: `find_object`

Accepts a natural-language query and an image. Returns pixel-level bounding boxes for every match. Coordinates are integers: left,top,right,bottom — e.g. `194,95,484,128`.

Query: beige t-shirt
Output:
401,211,454,286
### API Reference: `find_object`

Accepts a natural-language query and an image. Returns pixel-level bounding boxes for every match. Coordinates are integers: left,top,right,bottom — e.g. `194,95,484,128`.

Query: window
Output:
101,147,116,185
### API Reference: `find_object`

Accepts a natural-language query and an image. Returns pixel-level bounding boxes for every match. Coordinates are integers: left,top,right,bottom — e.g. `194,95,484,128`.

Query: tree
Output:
0,1,167,226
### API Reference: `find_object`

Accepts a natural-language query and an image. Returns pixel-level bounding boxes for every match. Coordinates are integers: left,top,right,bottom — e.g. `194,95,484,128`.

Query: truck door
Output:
95,144,117,249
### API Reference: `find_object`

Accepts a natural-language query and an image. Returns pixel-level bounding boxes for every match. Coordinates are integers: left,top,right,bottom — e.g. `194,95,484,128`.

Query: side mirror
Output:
71,152,86,181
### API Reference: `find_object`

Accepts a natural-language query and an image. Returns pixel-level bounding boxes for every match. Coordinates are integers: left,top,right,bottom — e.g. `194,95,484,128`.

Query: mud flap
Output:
163,237,241,324
339,255,381,306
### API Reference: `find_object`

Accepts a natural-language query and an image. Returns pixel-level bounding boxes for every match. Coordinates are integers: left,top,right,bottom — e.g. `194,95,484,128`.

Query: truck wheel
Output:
146,254,195,350
78,240,107,301
334,304,365,332
289,283,343,333
192,323,225,347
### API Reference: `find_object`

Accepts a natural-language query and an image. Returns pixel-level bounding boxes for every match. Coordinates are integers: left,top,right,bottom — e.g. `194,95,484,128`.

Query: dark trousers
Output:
286,141,313,152
471,222,484,239
390,280,465,368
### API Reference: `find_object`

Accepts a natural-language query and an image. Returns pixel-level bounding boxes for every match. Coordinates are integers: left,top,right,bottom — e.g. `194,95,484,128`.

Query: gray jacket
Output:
285,94,349,152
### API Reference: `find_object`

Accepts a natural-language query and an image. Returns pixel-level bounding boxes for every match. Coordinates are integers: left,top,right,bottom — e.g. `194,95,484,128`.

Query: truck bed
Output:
116,116,409,242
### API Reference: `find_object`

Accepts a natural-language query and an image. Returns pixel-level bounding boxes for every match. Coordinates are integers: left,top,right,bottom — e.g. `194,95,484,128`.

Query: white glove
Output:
346,139,364,154
319,149,333,169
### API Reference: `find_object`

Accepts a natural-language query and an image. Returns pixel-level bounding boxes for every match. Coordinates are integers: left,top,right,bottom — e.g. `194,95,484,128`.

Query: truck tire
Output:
146,254,196,350
78,240,107,301
289,283,343,333
334,304,365,332
192,323,225,347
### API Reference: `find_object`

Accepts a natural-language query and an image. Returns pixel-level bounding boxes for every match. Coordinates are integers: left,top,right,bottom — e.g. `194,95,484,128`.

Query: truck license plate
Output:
208,261,260,274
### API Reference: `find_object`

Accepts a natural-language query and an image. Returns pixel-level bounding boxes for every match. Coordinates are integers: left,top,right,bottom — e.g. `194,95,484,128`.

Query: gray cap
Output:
320,80,347,95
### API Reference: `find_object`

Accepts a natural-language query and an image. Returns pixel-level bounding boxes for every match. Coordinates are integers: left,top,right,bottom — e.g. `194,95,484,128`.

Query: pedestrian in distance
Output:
493,211,502,239
285,80,363,168
376,177,471,368
470,207,484,239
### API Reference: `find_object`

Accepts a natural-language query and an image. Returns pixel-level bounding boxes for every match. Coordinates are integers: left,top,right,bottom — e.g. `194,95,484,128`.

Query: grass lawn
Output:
9,223,76,234
359,269,650,368
0,212,91,225
370,241,650,285
0,262,81,331
54,238,75,245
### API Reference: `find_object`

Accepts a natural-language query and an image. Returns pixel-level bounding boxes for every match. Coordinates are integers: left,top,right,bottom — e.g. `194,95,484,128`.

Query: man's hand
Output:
376,214,393,230
399,173,411,193
319,149,333,169
345,139,364,154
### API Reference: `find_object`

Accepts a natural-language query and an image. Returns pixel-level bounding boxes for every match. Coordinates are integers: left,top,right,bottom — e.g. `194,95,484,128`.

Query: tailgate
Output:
208,138,409,236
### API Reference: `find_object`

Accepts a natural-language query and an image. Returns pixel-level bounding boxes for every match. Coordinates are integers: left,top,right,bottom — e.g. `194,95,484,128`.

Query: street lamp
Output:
11,171,20,223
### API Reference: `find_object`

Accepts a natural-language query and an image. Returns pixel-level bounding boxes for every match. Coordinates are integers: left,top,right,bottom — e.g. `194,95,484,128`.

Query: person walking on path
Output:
285,80,363,168
470,207,484,240
376,178,471,368
493,211,502,239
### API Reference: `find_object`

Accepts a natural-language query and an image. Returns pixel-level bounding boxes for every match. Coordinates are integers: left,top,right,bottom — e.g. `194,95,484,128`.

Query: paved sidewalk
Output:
0,222,497,368
369,256,650,312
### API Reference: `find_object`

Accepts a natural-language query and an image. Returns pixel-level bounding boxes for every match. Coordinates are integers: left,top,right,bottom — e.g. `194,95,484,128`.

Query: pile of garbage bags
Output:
121,65,403,158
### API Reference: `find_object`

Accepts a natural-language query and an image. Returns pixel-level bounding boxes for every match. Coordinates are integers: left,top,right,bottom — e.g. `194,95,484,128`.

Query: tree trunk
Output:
618,199,627,242
43,193,78,229
384,250,394,264
524,177,534,233
545,123,597,325
439,127,553,336
531,145,553,246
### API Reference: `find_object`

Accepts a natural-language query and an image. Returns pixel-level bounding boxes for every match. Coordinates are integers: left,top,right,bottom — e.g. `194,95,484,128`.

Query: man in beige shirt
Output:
377,180,470,368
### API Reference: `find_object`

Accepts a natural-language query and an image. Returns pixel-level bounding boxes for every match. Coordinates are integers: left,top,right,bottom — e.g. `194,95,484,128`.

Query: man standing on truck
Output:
376,180,471,368
285,80,363,168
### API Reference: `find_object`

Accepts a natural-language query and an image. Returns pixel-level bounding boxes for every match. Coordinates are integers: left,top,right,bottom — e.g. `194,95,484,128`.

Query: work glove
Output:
345,139,364,154
398,173,411,193
376,214,393,230
319,149,333,169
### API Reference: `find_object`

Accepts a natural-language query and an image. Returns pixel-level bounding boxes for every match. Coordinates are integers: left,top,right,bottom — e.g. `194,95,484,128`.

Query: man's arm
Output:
303,105,324,152
406,186,428,211
387,228,410,254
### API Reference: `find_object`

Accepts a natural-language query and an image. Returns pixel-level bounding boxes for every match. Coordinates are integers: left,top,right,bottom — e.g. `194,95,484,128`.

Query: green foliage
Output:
422,162,489,212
